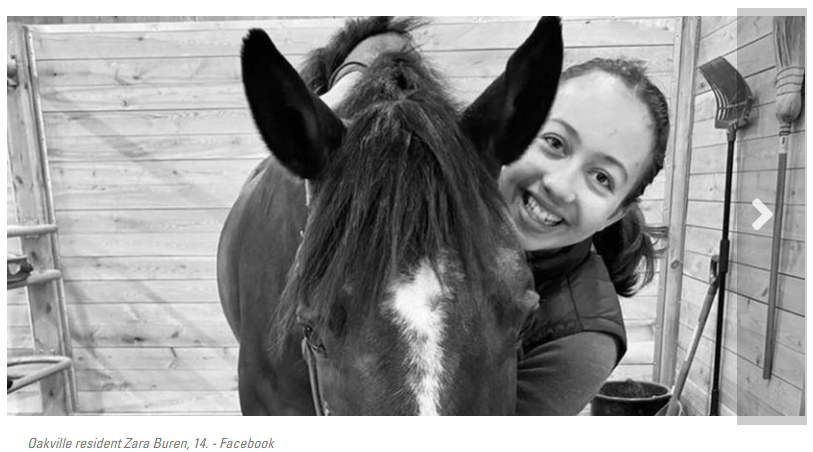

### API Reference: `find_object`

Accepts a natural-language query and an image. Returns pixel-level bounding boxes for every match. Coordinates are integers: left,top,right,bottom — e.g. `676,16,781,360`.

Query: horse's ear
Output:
241,29,346,179
460,17,563,176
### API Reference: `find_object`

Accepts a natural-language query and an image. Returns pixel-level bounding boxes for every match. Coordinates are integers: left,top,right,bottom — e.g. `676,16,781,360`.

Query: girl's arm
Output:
517,331,619,415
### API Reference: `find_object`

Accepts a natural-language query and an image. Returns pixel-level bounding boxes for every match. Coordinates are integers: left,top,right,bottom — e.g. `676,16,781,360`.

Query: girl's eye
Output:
592,171,614,191
541,135,566,156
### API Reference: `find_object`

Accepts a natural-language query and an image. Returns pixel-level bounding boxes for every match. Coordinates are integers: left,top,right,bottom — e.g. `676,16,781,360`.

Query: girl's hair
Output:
562,58,670,296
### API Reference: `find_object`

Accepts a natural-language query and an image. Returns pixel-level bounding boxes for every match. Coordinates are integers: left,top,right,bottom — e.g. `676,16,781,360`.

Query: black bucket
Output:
591,380,672,416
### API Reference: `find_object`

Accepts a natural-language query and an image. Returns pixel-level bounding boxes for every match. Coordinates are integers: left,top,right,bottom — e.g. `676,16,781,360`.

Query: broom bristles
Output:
774,16,805,68
773,16,805,125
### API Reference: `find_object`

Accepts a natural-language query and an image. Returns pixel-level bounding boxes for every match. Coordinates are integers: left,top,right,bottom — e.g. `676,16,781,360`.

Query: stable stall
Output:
5,15,804,416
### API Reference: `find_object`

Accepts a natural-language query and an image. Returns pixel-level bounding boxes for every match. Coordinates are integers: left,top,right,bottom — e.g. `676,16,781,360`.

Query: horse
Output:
217,16,563,415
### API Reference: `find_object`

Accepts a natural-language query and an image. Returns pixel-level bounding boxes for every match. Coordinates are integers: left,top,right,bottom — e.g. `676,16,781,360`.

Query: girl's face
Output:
499,71,655,252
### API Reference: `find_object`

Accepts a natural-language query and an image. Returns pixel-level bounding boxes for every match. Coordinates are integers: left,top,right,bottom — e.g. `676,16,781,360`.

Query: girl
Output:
500,58,669,415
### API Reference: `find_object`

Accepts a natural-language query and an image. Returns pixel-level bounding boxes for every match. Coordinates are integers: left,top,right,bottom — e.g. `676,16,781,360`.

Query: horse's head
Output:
240,17,562,415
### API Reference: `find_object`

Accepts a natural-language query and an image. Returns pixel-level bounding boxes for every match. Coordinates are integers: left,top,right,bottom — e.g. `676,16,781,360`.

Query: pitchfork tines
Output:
699,57,754,136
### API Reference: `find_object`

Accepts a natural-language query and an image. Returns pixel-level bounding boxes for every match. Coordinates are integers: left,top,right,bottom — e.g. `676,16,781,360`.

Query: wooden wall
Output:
675,16,805,416
6,16,678,414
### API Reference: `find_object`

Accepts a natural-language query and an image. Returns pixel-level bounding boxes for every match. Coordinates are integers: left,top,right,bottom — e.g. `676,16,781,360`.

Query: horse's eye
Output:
303,325,325,353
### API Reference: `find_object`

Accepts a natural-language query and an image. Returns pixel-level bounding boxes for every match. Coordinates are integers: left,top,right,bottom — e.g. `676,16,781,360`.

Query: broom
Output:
763,16,805,380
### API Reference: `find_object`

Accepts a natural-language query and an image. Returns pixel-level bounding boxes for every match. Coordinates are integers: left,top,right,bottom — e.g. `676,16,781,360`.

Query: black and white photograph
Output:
5,12,807,427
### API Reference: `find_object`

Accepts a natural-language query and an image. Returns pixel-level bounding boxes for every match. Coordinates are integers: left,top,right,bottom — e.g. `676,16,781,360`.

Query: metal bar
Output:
7,223,58,238
7,269,62,290
25,24,77,414
7,356,72,394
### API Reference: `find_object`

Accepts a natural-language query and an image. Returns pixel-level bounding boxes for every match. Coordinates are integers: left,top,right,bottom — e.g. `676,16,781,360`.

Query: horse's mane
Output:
299,16,425,95
271,18,513,355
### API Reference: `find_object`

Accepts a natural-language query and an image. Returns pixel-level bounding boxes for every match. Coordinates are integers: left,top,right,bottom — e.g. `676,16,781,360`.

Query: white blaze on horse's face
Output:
385,258,447,416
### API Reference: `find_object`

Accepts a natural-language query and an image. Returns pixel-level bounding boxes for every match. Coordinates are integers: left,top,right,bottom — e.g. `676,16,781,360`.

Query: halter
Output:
298,180,329,416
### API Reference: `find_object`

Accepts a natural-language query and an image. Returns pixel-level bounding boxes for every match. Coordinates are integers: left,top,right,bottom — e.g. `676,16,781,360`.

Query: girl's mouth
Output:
522,190,565,227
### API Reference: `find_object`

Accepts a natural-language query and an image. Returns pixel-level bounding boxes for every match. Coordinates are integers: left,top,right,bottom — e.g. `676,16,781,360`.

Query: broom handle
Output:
666,274,721,416
763,130,789,379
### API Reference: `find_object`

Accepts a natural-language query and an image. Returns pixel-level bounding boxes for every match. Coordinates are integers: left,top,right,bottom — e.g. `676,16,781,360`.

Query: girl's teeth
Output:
523,192,563,226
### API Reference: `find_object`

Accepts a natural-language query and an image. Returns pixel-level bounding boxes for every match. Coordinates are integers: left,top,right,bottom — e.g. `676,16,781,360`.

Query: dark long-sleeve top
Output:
517,238,628,415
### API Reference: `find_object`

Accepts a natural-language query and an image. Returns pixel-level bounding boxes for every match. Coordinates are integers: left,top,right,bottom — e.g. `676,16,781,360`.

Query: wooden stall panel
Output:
12,16,677,414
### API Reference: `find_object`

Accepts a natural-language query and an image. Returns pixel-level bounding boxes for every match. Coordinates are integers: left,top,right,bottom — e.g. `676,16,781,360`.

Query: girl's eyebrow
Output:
550,118,629,184
549,118,580,144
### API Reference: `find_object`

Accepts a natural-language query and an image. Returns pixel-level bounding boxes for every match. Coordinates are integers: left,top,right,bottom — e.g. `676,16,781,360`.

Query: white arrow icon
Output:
752,199,773,231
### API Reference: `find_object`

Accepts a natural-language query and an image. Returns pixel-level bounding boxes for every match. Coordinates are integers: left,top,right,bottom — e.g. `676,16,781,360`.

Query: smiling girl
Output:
501,58,669,415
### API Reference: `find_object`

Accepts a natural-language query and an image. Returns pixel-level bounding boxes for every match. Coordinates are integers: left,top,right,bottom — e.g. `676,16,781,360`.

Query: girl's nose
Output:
541,164,577,205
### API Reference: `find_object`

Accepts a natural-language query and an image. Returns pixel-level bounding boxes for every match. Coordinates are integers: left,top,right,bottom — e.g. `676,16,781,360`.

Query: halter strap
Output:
327,61,369,91
302,338,328,416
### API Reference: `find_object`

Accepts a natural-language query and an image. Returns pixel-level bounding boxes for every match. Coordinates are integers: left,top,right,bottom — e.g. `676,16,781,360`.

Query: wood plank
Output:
54,183,244,210
684,225,804,278
33,18,677,61
48,134,266,162
37,46,674,88
63,279,220,304
42,74,672,114
75,390,239,413
700,17,737,38
27,16,673,34
60,233,220,257
57,209,230,234
37,56,245,87
7,326,37,349
61,256,215,281
40,82,249,112
68,302,228,325
676,325,803,415
7,305,31,326
73,347,238,370
690,131,806,174
6,286,28,305
51,160,261,186
697,16,773,67
76,369,237,391
682,250,805,316
682,276,805,356
654,15,699,387
39,73,669,114
70,323,237,348
43,109,255,138
686,201,805,242
687,169,805,206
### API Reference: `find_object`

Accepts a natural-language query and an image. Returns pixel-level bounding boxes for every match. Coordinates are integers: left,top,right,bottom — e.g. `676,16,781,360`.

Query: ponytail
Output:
593,204,667,297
